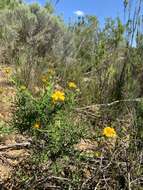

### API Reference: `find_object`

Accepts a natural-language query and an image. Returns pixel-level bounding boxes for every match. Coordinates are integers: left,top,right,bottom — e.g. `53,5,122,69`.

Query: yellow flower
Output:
103,127,117,138
51,90,65,103
68,82,77,89
33,122,40,129
4,67,12,75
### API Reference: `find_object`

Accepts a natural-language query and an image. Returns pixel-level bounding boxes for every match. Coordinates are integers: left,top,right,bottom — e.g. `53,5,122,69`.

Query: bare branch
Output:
75,98,142,111
0,142,31,151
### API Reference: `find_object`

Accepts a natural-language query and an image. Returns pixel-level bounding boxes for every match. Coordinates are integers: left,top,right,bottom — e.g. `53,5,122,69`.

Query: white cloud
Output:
74,10,85,17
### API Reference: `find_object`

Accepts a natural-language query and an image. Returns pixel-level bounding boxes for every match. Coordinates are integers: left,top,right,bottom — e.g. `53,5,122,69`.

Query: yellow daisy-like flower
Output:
33,122,40,129
68,82,77,89
103,127,117,138
51,90,65,103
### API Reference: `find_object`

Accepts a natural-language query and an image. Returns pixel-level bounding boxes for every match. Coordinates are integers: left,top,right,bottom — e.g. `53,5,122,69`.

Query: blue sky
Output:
26,0,125,25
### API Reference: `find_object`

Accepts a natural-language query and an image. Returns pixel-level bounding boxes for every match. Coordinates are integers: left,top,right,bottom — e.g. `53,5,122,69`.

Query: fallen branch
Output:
0,142,31,151
75,98,142,110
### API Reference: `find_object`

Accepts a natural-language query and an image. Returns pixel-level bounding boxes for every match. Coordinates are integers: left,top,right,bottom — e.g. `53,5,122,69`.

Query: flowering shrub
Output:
12,79,84,157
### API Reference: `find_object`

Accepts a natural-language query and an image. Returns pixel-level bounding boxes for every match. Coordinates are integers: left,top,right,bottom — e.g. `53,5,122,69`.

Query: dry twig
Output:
0,142,31,151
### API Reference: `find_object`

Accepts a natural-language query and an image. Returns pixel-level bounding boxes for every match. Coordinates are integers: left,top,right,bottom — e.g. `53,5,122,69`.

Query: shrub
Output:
44,111,86,158
12,79,85,158
13,82,56,132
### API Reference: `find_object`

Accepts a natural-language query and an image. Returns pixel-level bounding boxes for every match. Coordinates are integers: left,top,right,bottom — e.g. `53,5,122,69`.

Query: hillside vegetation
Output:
0,0,142,189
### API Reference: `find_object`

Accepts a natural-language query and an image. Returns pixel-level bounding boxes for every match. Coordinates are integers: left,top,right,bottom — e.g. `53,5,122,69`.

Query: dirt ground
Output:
0,66,30,183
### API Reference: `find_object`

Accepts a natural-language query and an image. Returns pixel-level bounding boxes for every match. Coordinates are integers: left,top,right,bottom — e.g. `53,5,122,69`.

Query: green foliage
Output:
0,0,128,104
46,111,85,157
0,0,142,106
44,1,54,14
12,80,85,157
0,121,15,135
12,83,54,132
0,0,22,10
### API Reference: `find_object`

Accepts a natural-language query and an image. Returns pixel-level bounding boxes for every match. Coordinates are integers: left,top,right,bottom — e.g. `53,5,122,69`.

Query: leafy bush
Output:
12,79,85,158
43,111,86,157
13,82,57,132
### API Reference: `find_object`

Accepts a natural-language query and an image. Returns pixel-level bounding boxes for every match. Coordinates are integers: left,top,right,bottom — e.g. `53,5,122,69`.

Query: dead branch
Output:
75,98,142,111
0,142,31,151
